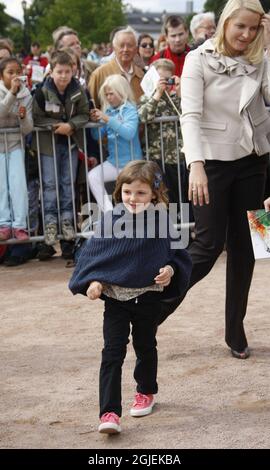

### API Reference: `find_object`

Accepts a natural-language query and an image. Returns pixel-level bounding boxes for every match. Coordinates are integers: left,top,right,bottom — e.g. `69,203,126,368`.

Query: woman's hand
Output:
86,281,103,300
188,161,209,206
264,197,270,212
154,265,174,287
261,14,270,51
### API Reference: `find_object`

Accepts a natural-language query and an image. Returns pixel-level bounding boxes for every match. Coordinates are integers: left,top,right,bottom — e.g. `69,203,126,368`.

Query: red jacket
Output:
150,45,190,77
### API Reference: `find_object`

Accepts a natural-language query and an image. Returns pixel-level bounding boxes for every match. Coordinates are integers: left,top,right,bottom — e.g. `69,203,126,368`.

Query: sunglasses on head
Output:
140,43,154,48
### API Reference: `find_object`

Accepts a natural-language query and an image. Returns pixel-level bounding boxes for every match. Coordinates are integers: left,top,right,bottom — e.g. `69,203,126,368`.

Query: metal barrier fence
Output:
0,116,193,246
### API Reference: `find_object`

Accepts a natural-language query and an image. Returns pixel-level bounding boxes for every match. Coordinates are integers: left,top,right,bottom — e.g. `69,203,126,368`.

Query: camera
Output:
167,78,175,85
19,75,27,83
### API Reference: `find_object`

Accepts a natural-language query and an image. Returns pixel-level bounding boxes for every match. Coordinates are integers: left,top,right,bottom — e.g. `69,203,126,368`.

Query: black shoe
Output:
37,244,56,261
60,240,74,260
230,347,250,359
4,256,27,267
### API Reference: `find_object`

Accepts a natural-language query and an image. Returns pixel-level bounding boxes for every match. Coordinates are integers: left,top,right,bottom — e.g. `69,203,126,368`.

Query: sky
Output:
2,0,205,22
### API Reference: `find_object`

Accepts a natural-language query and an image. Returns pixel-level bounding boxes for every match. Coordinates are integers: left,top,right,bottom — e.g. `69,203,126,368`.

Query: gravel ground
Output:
1,252,270,449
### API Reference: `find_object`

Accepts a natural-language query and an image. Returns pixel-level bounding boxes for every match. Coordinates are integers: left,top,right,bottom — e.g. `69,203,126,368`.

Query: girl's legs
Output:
88,161,119,212
0,152,11,227
225,154,268,351
131,301,159,395
99,299,130,418
9,148,28,229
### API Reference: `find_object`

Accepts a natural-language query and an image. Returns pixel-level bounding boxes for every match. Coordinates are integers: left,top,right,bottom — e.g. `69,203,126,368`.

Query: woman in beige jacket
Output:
180,0,270,359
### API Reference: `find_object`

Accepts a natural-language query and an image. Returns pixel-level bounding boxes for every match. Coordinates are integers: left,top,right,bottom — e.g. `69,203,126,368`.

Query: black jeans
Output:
99,296,160,417
189,154,268,351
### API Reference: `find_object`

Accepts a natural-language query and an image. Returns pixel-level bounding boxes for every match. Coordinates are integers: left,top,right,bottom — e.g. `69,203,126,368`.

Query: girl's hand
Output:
264,197,270,212
154,265,174,286
188,161,209,206
10,76,21,95
90,108,109,123
261,14,270,50
86,281,103,300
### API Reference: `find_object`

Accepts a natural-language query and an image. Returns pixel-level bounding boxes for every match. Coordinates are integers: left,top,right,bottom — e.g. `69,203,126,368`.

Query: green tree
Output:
0,2,10,36
204,0,270,18
28,0,126,48
203,0,226,18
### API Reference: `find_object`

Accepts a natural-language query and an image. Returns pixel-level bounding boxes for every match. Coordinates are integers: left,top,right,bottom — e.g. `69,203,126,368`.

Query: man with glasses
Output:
89,26,144,108
150,16,190,77
190,12,216,50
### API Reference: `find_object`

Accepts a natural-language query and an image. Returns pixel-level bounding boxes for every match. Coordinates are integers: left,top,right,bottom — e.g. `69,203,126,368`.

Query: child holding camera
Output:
0,57,33,241
138,59,185,206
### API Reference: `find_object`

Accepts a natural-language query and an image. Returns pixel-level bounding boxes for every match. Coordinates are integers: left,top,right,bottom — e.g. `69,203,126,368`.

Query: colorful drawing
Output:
247,209,270,259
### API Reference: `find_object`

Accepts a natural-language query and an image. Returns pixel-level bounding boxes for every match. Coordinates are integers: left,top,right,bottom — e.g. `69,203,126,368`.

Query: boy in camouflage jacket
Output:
138,59,188,205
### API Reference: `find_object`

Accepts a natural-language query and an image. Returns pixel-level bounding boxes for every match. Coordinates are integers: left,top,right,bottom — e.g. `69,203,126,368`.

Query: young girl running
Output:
69,160,192,434
0,57,33,241
88,74,142,213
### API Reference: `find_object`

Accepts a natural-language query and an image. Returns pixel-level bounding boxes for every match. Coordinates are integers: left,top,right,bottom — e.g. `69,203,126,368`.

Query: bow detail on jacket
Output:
201,40,257,76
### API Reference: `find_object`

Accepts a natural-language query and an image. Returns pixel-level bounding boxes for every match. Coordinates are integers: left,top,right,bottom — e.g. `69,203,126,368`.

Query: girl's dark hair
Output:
113,160,169,206
0,56,21,76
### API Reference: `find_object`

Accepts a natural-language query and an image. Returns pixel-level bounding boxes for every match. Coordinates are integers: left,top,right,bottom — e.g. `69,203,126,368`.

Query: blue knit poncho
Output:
69,204,192,300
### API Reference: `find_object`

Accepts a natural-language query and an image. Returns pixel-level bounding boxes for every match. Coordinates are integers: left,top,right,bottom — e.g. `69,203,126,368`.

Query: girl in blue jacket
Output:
88,74,142,212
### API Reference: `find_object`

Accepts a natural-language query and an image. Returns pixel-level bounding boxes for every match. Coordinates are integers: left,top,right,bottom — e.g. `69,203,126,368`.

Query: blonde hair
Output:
99,74,135,111
214,0,265,64
152,58,175,73
113,160,169,206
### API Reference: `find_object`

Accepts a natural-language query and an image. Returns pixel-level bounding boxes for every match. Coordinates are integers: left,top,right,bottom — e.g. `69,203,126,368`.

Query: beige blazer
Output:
89,58,144,108
180,39,270,167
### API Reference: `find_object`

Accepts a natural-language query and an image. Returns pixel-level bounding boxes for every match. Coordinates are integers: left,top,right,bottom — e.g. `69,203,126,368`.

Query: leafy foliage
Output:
0,2,10,36
203,0,226,19
204,0,270,19
26,0,126,48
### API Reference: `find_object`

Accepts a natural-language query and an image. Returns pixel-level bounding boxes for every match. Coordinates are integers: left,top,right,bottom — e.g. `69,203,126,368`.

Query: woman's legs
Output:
188,160,231,289
225,154,268,351
188,155,268,351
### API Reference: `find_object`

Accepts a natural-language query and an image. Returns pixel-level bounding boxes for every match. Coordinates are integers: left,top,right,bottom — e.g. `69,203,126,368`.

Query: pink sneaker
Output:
13,229,29,241
0,226,12,241
98,412,121,434
130,393,155,417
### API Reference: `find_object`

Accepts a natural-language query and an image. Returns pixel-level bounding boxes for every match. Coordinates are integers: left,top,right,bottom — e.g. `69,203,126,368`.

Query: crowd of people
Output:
1,0,270,436
0,11,215,265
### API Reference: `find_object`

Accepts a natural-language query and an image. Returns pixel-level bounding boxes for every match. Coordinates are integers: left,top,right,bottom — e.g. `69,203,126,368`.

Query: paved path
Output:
1,253,270,449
